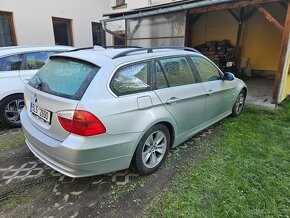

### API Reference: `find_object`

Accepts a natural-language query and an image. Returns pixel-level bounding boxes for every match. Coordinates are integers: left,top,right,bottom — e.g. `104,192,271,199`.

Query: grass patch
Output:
0,132,25,149
145,100,290,217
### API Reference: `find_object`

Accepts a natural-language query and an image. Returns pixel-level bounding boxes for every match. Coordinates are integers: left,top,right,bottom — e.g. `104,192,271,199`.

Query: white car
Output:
0,46,73,128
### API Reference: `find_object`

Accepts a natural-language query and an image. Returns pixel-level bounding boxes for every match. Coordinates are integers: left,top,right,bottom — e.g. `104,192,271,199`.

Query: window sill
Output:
111,4,127,10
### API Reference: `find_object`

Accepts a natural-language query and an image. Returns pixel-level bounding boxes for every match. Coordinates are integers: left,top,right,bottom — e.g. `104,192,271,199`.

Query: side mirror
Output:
223,72,235,81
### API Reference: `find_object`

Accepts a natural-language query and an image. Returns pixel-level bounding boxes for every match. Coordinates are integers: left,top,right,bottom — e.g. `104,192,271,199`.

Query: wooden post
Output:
255,4,284,33
189,0,281,15
235,8,245,61
273,1,290,103
228,9,239,21
185,11,189,47
187,13,202,47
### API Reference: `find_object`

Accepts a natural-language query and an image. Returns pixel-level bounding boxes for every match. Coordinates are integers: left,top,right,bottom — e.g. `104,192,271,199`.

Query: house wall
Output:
109,0,184,13
280,41,290,102
0,0,187,47
189,4,285,71
281,64,290,101
0,0,111,47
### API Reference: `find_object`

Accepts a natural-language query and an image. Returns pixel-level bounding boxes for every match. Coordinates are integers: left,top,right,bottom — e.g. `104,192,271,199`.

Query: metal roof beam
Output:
100,0,235,23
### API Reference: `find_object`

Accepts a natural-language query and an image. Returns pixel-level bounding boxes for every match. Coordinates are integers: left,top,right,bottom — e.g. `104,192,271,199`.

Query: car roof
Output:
0,45,73,57
51,47,200,67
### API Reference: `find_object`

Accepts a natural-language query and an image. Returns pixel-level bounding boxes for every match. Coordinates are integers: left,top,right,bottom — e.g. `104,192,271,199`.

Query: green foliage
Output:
0,132,25,149
145,101,290,217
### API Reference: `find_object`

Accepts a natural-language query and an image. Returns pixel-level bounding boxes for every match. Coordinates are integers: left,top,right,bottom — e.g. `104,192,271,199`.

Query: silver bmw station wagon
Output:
21,46,247,177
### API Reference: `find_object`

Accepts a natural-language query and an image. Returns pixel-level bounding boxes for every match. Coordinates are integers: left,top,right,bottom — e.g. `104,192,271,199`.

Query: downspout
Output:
101,20,125,41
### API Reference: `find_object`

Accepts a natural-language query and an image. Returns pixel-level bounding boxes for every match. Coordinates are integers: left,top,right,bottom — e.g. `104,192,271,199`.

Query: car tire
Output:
0,94,24,128
132,124,170,175
232,90,246,117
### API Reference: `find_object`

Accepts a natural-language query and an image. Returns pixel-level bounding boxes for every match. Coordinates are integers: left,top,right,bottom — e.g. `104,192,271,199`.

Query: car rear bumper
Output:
21,109,141,177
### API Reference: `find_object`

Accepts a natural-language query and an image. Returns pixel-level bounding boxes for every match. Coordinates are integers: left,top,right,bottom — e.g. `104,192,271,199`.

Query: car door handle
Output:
166,97,180,104
207,90,214,96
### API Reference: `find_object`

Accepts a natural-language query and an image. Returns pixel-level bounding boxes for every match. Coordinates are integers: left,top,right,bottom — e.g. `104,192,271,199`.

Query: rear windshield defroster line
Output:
28,57,100,100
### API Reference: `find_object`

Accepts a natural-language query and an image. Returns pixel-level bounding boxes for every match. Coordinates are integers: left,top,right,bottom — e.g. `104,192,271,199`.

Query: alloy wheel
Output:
235,93,245,114
141,130,167,169
4,99,24,125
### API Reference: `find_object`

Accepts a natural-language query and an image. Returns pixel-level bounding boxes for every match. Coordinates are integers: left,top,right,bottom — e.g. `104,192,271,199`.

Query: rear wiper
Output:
35,75,43,90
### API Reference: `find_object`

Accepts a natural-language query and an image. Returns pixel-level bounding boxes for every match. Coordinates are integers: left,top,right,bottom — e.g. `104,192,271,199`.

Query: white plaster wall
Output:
106,0,185,34
0,0,111,47
109,0,184,13
0,0,186,47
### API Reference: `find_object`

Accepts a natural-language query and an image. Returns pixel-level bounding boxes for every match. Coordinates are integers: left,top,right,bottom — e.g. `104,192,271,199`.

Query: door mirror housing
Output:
223,72,235,81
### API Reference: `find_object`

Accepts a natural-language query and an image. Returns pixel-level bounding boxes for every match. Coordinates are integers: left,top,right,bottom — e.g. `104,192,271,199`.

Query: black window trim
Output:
109,60,153,97
21,50,68,71
0,53,24,71
154,60,170,89
0,50,69,72
185,55,202,83
152,55,198,90
20,50,59,70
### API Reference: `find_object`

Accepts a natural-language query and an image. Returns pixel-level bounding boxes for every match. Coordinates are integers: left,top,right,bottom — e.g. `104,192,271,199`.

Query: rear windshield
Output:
28,58,99,100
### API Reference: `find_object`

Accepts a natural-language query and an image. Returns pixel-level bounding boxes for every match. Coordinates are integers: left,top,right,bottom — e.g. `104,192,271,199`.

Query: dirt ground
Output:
0,124,216,218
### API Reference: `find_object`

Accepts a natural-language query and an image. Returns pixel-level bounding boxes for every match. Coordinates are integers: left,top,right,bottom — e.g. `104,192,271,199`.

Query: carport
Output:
101,0,290,105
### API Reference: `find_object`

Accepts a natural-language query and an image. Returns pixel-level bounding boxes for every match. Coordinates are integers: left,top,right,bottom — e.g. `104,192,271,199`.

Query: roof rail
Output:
112,47,200,59
113,48,153,59
68,47,93,52
104,45,142,49
68,45,142,53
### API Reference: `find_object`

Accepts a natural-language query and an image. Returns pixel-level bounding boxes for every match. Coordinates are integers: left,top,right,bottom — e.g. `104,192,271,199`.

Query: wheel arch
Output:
137,119,177,151
130,120,177,174
241,86,247,97
0,92,24,104
157,121,175,149
0,93,24,128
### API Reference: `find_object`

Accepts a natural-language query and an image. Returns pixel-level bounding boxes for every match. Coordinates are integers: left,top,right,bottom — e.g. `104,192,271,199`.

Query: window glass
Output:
111,62,150,95
25,52,56,70
155,61,168,89
114,33,125,46
116,0,126,6
159,57,194,87
0,55,22,71
92,22,106,46
0,12,16,47
52,18,73,46
191,56,221,82
28,58,99,100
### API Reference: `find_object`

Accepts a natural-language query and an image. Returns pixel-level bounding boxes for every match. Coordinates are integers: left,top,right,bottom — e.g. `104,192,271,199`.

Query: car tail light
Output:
57,110,106,136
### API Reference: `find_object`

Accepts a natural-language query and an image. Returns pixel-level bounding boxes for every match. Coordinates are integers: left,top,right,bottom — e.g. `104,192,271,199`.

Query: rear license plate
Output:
30,102,51,124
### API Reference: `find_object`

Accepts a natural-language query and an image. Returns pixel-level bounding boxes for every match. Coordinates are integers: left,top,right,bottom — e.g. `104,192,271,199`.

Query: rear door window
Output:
28,58,99,100
191,56,221,82
110,62,150,96
0,54,23,71
156,57,195,88
24,51,56,70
